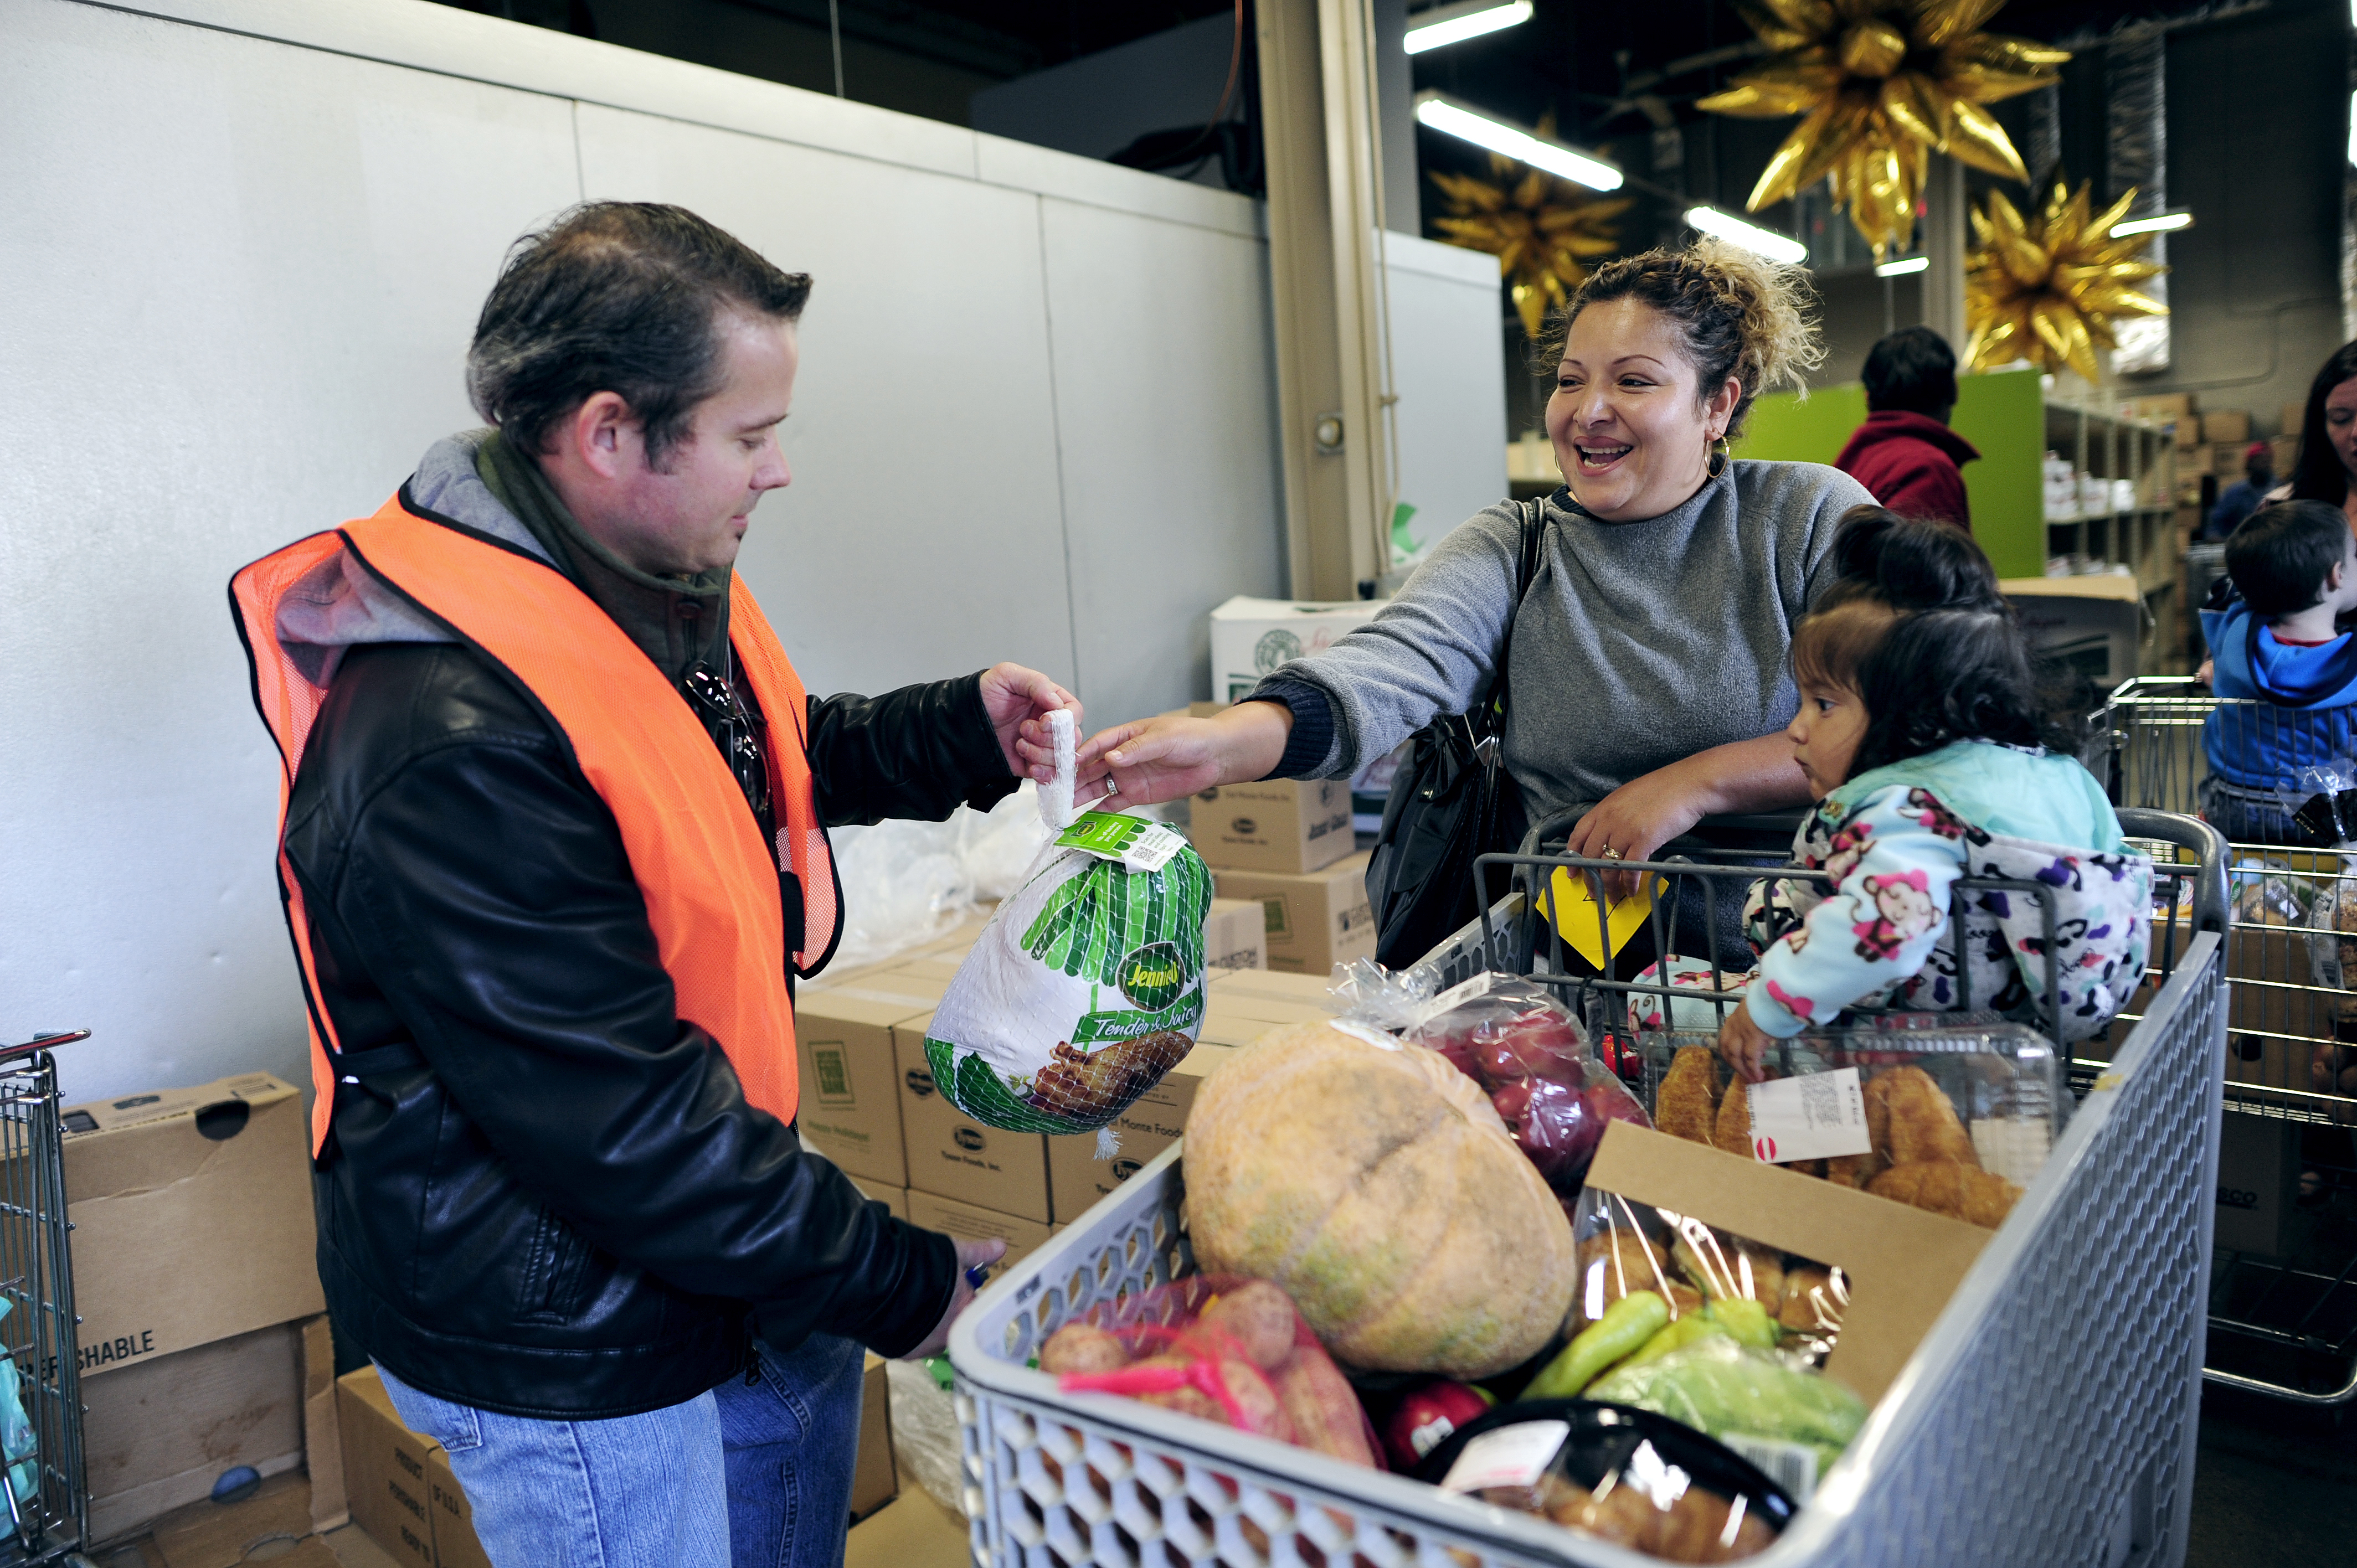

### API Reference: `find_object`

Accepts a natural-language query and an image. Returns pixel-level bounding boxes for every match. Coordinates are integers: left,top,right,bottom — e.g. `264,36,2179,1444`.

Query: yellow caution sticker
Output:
1543,867,1669,969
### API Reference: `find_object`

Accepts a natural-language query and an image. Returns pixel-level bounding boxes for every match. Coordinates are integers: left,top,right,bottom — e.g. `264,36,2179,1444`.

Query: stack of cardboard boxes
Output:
1188,775,1373,977
795,876,1334,1251
65,1073,344,1544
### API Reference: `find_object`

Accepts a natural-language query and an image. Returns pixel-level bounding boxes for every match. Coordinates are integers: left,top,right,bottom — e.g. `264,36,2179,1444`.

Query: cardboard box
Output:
2202,410,2251,445
2179,443,2214,477
1587,1125,1989,1404
1203,898,1268,974
2214,1108,2299,1258
1046,1043,1236,1221
2271,434,2301,476
893,1015,1053,1221
63,1072,324,1381
794,976,950,1188
903,1190,1054,1286
845,1484,968,1568
853,1353,897,1521
1206,968,1342,1009
338,1369,439,1568
85,1313,343,1543
2282,402,2307,439
1212,852,1375,974
1188,780,1354,874
150,1469,337,1567
1156,702,1228,720
1209,596,1381,705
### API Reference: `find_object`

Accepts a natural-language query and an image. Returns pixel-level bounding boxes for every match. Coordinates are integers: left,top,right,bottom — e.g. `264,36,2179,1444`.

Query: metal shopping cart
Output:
2087,675,2357,1405
0,1033,92,1566
954,808,2231,1566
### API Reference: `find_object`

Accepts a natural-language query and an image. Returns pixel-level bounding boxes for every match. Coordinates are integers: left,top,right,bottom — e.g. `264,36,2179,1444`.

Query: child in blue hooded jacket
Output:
2199,501,2357,843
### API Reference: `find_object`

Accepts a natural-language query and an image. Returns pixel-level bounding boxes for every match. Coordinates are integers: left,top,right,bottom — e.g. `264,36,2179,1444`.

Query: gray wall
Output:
0,0,1288,1102
1,0,1502,1106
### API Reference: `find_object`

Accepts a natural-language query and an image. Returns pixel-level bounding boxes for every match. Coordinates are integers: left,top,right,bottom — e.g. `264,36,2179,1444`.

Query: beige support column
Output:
1921,153,1969,353
1257,0,1394,600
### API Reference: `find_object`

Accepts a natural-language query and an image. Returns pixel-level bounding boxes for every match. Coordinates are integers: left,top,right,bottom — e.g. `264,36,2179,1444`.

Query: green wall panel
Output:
1736,367,2047,579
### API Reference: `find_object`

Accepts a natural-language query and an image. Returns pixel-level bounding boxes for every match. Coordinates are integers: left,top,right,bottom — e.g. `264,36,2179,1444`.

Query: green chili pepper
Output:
1702,1297,1777,1350
1622,1313,1725,1371
1527,1290,1672,1400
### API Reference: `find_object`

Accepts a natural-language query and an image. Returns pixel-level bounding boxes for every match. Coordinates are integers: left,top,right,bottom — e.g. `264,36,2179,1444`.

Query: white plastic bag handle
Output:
1039,708,1077,831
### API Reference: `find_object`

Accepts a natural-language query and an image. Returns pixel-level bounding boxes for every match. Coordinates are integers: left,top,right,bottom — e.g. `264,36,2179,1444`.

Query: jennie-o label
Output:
1744,1068,1870,1163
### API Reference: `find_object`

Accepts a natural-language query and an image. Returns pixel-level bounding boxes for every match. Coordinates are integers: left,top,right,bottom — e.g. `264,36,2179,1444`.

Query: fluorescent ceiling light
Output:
1413,92,1623,191
2109,212,2193,238
1405,0,1533,54
1875,255,1931,276
1685,207,1808,265
2351,90,2357,167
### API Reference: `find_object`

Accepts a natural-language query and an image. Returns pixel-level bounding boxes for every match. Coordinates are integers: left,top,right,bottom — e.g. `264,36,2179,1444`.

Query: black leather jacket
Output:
285,637,1016,1419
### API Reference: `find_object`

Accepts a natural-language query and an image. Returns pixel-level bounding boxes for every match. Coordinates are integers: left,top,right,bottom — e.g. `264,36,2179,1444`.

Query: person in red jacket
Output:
1835,326,1980,531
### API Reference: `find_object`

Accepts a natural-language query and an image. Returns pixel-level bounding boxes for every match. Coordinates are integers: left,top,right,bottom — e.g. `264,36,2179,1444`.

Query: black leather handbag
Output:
1365,501,1546,969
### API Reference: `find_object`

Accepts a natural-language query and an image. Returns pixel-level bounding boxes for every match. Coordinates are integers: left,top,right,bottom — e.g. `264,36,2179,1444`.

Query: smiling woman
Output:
1076,240,1876,964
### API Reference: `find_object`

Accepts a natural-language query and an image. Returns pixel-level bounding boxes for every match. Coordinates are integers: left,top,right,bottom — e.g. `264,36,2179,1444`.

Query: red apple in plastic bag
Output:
1381,1379,1494,1472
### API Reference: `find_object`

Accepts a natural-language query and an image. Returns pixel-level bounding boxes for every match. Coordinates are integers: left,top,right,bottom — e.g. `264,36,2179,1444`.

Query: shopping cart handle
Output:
0,1029,89,1066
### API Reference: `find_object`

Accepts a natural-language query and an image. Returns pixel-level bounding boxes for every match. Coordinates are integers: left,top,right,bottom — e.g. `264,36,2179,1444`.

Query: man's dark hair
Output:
2289,339,2357,506
467,203,812,468
2225,500,2352,621
1860,326,1959,417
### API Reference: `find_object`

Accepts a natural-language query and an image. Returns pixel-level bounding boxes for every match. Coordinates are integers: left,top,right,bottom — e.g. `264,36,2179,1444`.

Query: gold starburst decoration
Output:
1699,0,2068,258
1429,125,1631,339
1963,179,2167,384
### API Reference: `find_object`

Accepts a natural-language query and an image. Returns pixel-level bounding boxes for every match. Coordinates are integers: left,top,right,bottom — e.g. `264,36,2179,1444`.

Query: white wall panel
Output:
575,103,1078,702
0,0,582,1100
1385,234,1510,559
1037,199,1285,721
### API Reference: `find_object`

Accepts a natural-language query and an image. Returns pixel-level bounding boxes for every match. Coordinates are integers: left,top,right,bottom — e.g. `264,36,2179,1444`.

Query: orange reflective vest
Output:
231,491,839,1156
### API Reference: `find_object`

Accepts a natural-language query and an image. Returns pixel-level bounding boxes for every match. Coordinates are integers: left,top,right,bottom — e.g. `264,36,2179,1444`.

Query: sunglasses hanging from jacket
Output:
681,654,773,831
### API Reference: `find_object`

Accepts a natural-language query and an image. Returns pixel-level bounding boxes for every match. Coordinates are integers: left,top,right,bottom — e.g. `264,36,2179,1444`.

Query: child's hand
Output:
1716,1000,1777,1084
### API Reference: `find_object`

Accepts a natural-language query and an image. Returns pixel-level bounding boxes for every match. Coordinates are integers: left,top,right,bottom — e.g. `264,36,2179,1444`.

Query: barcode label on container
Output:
1720,1432,1818,1503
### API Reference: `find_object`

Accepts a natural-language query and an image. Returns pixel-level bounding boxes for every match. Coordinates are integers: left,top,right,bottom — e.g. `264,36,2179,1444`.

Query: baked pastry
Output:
1867,1162,2022,1227
1777,1263,1843,1333
1866,1067,1979,1168
1820,1150,1885,1189
1675,1231,1784,1314
1655,1047,1721,1144
1713,1080,1755,1158
1574,1229,1700,1319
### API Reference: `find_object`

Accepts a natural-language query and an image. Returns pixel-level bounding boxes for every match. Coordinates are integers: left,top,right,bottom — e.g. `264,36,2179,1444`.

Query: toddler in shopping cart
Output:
2194,499,2357,844
1717,511,2153,1081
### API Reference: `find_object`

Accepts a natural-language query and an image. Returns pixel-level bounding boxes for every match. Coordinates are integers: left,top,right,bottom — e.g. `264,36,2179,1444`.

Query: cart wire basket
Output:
951,809,2229,1567
2089,675,2357,1405
0,1033,91,1566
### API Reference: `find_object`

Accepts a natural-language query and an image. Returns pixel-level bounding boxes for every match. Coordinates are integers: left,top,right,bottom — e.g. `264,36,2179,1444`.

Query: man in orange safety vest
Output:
233,203,1079,1568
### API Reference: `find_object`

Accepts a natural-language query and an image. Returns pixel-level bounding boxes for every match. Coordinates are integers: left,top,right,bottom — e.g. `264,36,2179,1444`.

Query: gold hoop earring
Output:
1707,435,1731,478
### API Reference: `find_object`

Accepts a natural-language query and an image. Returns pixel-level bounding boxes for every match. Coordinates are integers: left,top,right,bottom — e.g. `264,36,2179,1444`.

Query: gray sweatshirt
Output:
1268,460,1876,828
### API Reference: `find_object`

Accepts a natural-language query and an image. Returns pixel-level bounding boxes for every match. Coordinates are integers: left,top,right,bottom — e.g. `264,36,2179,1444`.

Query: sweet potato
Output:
1272,1350,1378,1467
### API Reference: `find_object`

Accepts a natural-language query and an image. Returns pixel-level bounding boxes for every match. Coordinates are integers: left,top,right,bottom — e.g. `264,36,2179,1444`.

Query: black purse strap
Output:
1478,498,1548,742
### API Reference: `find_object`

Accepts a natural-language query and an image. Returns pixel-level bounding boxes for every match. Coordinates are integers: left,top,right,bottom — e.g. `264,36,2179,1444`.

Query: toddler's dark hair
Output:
2224,500,2351,621
1819,505,2003,612
1793,543,2086,781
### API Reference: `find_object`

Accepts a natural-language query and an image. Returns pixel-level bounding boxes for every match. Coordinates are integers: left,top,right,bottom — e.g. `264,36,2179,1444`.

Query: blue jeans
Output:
377,1334,866,1568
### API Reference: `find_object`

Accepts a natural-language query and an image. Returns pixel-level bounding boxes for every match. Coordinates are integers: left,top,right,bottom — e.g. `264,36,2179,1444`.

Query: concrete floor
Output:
2186,1385,2357,1568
